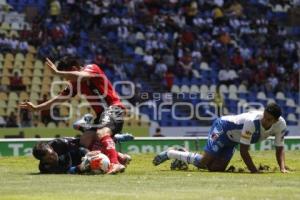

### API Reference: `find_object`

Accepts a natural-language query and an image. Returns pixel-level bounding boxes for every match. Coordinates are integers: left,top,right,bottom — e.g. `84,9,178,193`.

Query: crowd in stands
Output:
0,0,299,128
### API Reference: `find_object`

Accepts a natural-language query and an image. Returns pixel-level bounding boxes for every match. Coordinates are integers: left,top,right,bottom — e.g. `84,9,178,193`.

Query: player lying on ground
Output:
33,137,131,174
20,56,128,173
153,103,289,173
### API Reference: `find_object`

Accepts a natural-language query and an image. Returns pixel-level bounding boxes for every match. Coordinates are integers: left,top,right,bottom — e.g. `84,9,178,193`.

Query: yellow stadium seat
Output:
37,122,46,128
25,53,34,62
0,108,5,116
8,92,19,101
33,69,43,77
22,76,31,85
23,68,33,77
31,84,41,93
24,60,33,69
58,122,66,128
19,92,29,101
44,68,53,77
0,53,3,61
15,52,25,62
34,60,44,69
0,92,8,101
4,59,13,69
1,77,10,85
0,100,7,108
14,60,24,69
5,53,14,62
28,45,37,54
8,30,19,38
2,68,10,76
47,122,57,128
0,22,10,30
30,92,40,101
7,99,17,108
42,77,52,85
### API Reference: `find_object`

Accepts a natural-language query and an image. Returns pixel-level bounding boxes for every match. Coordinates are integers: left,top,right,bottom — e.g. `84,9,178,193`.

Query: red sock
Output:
100,135,119,164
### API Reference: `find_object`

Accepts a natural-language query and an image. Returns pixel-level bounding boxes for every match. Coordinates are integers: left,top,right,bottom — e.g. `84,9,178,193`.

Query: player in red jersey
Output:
20,56,128,174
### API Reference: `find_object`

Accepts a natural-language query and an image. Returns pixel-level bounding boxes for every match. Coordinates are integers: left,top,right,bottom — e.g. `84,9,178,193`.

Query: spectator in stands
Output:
20,108,32,127
38,94,52,126
9,72,26,91
49,0,61,22
153,128,164,137
6,112,18,127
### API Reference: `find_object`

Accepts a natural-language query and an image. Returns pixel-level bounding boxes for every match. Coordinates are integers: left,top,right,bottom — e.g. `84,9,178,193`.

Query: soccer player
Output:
33,138,132,174
32,138,88,173
20,56,127,173
153,103,289,173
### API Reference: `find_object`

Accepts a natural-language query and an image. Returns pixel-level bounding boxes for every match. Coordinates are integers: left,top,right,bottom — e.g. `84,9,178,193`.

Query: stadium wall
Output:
0,137,300,156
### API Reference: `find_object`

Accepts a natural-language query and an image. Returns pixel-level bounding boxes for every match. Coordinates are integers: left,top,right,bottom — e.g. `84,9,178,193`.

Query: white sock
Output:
167,150,202,166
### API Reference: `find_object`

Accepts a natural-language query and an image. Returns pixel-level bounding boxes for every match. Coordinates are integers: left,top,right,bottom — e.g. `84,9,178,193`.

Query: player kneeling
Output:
69,151,125,174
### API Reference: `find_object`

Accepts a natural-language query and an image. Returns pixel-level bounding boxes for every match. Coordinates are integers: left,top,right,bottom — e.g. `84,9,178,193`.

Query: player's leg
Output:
207,146,235,172
95,106,126,174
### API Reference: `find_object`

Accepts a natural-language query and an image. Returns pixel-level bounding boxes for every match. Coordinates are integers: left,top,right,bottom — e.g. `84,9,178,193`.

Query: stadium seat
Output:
15,52,25,62
0,22,10,30
0,53,3,62
209,84,217,93
228,92,238,100
286,98,296,107
180,85,190,93
8,30,19,38
23,68,33,77
287,113,298,125
200,84,209,94
4,59,13,69
47,122,57,128
228,85,237,93
22,76,31,86
25,53,34,62
1,77,10,86
0,108,5,116
171,85,180,93
33,69,43,77
275,92,285,100
0,100,7,108
8,92,18,101
238,84,247,93
219,84,228,93
0,92,8,101
34,60,44,69
257,92,267,100
19,91,29,101
190,85,199,93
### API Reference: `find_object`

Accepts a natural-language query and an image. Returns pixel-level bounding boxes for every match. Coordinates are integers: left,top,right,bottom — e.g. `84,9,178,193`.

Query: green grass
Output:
0,151,300,200
0,125,149,138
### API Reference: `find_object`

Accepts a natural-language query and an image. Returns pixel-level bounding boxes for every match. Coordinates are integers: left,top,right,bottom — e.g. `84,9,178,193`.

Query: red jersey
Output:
61,64,125,115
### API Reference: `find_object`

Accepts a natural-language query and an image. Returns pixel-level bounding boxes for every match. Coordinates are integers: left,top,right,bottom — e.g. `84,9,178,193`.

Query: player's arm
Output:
46,58,95,81
276,146,287,173
19,93,70,112
240,143,258,173
275,127,288,173
239,121,258,173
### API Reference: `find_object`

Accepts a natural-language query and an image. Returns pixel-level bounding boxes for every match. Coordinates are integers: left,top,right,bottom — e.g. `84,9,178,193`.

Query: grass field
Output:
0,151,300,200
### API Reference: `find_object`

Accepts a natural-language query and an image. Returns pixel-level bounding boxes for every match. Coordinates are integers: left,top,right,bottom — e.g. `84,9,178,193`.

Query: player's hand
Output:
19,101,37,111
46,58,59,74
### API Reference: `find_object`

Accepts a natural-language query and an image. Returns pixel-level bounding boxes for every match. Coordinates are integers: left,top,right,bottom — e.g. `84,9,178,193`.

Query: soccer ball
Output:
81,151,111,174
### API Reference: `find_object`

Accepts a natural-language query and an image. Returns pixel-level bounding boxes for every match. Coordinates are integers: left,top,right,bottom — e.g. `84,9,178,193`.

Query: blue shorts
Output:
204,119,238,161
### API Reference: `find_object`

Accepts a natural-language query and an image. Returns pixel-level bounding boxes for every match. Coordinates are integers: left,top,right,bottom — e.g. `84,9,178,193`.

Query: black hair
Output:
57,55,80,71
265,103,282,119
32,142,50,160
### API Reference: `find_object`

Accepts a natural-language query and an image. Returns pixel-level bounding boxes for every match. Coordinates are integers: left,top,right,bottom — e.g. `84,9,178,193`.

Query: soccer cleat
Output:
152,151,169,166
107,163,126,174
114,133,134,143
118,153,132,166
170,159,189,171
73,114,94,132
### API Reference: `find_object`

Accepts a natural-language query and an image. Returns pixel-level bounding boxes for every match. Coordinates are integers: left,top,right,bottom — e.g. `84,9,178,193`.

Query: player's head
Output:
57,55,81,71
32,142,58,165
262,103,282,129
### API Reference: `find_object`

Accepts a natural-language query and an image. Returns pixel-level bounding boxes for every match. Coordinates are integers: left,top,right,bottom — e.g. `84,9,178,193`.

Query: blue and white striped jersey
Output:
219,110,287,146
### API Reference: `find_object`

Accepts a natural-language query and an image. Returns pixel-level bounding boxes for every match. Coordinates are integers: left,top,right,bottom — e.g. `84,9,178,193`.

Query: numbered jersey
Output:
219,111,287,146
